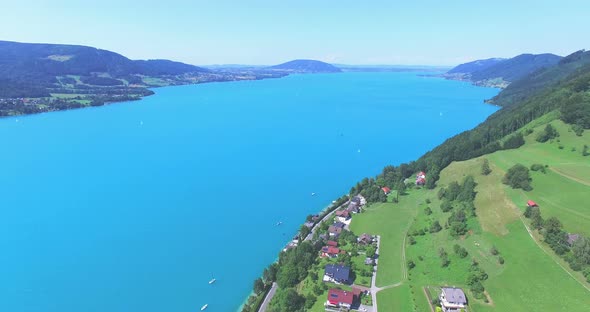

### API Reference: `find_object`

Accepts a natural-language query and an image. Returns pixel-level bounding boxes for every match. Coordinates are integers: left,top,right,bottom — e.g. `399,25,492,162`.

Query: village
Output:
266,171,472,312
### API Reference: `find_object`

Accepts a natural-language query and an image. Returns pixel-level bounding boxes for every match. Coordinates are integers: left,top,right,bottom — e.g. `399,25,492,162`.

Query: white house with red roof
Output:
381,186,391,195
416,171,426,186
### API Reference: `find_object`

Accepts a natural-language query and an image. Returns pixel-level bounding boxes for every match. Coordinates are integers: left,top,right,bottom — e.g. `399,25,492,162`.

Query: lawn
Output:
377,284,413,312
350,194,421,287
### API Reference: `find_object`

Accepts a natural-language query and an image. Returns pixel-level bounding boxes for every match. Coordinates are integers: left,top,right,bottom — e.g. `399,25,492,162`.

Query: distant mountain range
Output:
444,53,562,88
269,59,341,73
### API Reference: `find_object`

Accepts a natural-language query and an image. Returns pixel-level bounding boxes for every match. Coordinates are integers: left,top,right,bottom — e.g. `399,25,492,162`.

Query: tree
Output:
299,225,311,240
272,288,305,312
263,263,278,283
425,207,432,215
305,294,317,309
430,221,442,233
536,123,559,142
366,245,377,258
407,260,416,269
503,164,533,191
440,200,453,213
503,132,525,149
481,159,492,175
408,236,416,245
253,278,265,295
572,236,590,266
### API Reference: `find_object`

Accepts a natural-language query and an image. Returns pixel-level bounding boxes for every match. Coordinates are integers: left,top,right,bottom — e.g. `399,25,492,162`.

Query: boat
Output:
209,278,216,284
276,221,283,226
311,192,316,196
201,304,208,311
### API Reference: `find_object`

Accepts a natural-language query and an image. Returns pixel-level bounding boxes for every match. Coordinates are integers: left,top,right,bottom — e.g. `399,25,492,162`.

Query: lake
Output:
0,72,498,311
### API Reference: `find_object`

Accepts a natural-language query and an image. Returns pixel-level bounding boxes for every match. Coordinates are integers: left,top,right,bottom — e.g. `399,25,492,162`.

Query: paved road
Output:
304,200,349,242
258,282,277,312
369,235,381,312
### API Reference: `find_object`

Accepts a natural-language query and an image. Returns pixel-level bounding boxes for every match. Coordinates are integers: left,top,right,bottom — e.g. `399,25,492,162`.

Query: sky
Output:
0,0,588,66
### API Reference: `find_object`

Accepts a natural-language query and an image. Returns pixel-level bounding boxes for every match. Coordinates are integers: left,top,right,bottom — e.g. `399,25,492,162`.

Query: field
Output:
350,197,421,287
367,117,590,312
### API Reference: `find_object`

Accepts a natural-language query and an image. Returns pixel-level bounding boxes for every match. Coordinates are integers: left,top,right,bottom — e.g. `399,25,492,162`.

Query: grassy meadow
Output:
350,116,590,312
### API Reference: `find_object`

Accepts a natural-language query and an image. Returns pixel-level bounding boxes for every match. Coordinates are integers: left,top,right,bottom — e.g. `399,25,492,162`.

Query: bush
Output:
408,236,416,245
503,132,525,149
425,198,432,204
530,163,547,173
503,164,533,191
490,246,499,256
407,260,416,269
481,159,492,175
572,124,584,136
498,256,505,264
425,207,432,215
440,200,453,212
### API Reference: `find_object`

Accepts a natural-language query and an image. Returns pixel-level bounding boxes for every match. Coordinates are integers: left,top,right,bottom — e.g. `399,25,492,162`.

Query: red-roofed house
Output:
321,246,341,258
527,200,538,207
381,186,391,195
416,177,426,186
327,240,338,247
325,289,354,309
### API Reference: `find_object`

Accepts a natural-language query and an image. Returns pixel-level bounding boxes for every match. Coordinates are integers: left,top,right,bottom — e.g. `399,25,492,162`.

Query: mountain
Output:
445,53,562,88
491,50,590,106
269,59,342,73
0,40,208,82
446,58,505,74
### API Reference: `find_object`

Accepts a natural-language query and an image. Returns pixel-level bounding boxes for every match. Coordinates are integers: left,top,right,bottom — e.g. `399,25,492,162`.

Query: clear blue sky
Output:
0,0,588,66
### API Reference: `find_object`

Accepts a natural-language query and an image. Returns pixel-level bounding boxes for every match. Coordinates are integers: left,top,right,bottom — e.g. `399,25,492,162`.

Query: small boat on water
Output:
311,192,316,196
209,278,216,284
276,221,283,226
201,304,208,311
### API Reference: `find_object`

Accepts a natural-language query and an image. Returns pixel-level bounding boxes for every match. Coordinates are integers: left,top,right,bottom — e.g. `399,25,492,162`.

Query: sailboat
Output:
209,278,216,284
201,304,208,311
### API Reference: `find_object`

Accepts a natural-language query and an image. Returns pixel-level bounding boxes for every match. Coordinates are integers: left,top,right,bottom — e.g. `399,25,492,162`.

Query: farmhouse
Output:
327,240,338,247
323,264,351,284
527,200,539,207
357,233,374,245
336,210,351,222
439,287,467,312
325,288,354,310
381,186,391,195
416,171,426,186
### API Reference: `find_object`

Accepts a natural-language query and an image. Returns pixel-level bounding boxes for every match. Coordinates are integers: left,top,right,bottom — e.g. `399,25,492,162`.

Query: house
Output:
312,215,320,222
327,240,338,247
346,202,360,213
439,287,467,312
527,200,538,207
334,222,346,229
381,186,391,195
325,288,354,310
304,221,315,229
358,233,374,245
335,210,351,222
328,226,343,237
323,264,351,284
351,195,366,206
364,257,374,265
321,246,341,258
416,171,427,186
567,233,580,246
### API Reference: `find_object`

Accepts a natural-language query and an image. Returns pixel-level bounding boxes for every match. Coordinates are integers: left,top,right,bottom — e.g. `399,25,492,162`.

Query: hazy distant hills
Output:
447,58,506,75
269,59,342,73
445,53,562,88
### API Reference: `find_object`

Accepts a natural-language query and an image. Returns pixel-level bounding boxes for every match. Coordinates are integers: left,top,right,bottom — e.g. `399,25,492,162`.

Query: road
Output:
257,282,277,312
304,200,350,241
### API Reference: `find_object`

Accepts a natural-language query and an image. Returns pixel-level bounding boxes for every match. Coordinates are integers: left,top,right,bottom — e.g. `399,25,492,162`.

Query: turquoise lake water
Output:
0,72,499,311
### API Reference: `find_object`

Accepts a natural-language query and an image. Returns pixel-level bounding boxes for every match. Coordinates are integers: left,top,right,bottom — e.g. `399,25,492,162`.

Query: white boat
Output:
276,221,283,226
209,278,216,284
201,304,208,311
311,192,316,196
